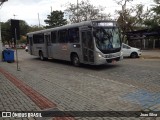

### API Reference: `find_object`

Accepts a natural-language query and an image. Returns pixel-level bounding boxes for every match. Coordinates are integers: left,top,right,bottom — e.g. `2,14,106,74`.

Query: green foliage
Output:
1,20,11,44
44,10,67,28
116,1,145,33
1,19,33,45
115,0,148,43
28,25,44,32
143,0,160,28
19,20,30,36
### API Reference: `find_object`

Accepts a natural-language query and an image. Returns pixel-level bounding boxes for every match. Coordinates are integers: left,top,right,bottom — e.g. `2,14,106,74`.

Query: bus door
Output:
45,34,52,58
81,29,94,63
28,37,33,55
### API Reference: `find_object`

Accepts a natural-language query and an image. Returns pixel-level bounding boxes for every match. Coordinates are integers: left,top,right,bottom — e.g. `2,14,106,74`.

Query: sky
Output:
0,0,154,26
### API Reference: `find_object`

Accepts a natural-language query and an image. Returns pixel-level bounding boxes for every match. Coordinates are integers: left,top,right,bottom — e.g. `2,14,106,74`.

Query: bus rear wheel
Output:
71,54,80,67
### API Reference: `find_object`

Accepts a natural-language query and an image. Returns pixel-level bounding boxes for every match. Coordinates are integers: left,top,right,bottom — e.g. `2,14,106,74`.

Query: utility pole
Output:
13,14,17,19
77,0,79,22
38,13,40,27
121,0,127,43
0,0,8,61
51,6,52,14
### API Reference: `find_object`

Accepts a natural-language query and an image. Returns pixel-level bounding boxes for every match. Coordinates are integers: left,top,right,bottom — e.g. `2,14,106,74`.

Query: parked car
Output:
122,43,142,58
25,46,28,52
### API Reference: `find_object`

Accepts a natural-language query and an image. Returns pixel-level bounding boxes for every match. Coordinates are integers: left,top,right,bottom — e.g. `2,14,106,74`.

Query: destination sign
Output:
92,21,116,27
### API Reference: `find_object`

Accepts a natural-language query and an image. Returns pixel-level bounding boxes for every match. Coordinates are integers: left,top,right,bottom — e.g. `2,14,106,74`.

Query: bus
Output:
27,20,123,66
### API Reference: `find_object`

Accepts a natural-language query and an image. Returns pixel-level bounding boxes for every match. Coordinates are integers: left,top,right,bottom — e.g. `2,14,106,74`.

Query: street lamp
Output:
0,0,8,61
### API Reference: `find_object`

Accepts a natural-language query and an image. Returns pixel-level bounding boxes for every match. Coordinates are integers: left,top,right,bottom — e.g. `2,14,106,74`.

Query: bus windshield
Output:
93,27,121,50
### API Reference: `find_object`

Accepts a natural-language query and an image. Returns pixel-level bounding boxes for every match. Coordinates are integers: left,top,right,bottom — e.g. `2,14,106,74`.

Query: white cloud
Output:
0,0,65,25
0,0,154,26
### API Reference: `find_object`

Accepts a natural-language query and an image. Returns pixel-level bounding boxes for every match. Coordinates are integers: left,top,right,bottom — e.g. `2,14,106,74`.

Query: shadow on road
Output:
31,57,121,71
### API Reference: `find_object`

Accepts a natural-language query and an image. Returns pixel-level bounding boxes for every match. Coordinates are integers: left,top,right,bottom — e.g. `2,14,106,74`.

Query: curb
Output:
141,56,160,59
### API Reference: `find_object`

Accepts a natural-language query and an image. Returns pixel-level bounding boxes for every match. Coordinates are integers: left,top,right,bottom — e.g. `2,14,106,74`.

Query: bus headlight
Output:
98,53,104,58
120,51,123,56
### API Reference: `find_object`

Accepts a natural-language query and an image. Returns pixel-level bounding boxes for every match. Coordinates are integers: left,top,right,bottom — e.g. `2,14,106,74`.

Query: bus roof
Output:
27,20,117,35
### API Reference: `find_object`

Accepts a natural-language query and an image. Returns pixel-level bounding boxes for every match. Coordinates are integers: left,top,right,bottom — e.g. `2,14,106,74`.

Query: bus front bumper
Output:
95,52,123,65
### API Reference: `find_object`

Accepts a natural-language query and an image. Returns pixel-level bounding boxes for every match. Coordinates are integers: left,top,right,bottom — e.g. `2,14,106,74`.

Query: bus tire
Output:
71,54,80,67
39,51,45,61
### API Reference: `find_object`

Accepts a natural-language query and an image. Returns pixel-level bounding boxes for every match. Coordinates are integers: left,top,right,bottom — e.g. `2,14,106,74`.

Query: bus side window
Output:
28,37,33,46
58,29,68,43
51,31,57,43
68,28,79,43
87,31,93,50
33,34,44,44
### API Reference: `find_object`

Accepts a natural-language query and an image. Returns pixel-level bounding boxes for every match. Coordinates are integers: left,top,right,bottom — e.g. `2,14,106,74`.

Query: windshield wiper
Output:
93,27,113,49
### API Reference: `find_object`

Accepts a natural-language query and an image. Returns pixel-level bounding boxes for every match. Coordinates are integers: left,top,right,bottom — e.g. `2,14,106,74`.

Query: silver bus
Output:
27,20,123,66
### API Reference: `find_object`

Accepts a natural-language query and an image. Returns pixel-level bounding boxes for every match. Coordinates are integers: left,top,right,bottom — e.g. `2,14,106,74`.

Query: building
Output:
126,27,160,49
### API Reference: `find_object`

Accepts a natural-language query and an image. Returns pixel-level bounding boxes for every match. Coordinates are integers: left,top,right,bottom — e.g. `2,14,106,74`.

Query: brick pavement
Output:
0,50,160,120
0,72,40,120
0,67,157,120
0,67,76,120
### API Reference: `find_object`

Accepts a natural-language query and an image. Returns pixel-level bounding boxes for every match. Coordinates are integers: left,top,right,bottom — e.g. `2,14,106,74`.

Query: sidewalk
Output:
141,50,160,59
0,67,73,120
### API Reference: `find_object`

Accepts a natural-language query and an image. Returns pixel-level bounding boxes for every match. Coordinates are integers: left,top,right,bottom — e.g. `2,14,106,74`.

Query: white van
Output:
122,43,142,58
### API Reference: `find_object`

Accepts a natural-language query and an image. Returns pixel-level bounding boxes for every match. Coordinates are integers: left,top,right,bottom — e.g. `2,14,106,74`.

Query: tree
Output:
29,25,44,32
44,10,67,28
1,19,31,45
19,20,30,36
65,0,111,23
115,0,147,43
1,20,11,45
144,0,160,28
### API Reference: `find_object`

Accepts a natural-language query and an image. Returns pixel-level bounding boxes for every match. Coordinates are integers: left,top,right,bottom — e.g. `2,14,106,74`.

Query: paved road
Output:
141,50,160,59
1,49,160,119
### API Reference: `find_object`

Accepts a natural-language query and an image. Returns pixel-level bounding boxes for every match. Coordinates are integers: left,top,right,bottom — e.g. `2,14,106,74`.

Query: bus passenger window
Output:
33,34,44,44
51,31,57,43
58,30,68,43
68,28,79,43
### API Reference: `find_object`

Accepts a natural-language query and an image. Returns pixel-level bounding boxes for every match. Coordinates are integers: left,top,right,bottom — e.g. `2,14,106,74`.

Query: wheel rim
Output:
131,53,137,58
40,52,43,60
73,55,79,66
40,55,43,60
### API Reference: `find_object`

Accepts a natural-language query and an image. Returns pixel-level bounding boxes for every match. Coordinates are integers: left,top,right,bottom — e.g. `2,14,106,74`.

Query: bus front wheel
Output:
71,54,80,67
39,51,45,61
